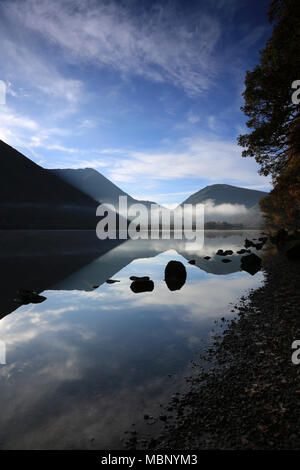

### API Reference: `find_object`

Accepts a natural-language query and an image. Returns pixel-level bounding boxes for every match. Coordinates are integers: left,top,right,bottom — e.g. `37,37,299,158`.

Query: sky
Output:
0,0,273,206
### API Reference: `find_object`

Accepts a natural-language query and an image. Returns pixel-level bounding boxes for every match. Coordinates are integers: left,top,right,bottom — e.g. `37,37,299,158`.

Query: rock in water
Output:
244,238,255,248
203,256,211,260
255,243,263,250
216,249,233,256
106,279,120,284
130,280,154,293
129,276,150,281
222,259,232,263
164,261,187,291
240,253,262,275
188,260,196,265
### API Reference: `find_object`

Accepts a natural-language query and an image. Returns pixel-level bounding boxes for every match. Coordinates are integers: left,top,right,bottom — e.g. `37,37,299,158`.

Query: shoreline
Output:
128,253,300,450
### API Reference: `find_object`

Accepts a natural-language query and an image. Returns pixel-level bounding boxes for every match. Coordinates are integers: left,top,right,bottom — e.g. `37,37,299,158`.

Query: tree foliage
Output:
238,0,300,181
260,154,300,231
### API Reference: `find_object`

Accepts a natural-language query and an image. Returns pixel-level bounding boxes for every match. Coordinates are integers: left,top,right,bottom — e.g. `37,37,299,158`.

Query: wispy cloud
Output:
102,137,270,189
4,0,221,96
0,35,83,106
0,2,84,107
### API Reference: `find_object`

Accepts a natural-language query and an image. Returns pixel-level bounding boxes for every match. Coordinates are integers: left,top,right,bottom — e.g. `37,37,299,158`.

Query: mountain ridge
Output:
51,167,157,209
0,140,99,229
0,140,268,229
180,183,267,209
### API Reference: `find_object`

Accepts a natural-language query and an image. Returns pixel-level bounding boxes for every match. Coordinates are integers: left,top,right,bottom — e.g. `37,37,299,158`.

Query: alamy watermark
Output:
96,196,204,245
291,340,300,365
291,80,300,105
0,80,6,105
0,340,6,365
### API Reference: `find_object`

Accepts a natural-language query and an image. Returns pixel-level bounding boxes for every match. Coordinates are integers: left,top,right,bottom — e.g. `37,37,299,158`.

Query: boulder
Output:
240,253,262,275
255,243,263,250
164,261,187,291
216,249,233,256
130,280,154,293
244,238,256,248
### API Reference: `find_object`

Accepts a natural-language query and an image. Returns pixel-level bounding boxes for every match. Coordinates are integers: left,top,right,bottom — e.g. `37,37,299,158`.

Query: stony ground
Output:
127,253,300,450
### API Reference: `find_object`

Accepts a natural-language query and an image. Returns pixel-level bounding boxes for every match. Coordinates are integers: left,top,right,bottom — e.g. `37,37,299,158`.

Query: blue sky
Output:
0,0,272,206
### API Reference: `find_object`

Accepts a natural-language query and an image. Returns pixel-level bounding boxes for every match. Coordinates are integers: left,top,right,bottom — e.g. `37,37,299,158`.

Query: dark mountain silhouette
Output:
51,168,157,210
181,184,267,208
0,140,100,229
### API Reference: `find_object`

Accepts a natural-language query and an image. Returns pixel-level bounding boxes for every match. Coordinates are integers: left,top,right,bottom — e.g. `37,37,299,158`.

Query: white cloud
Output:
4,0,221,96
203,199,249,217
103,138,269,189
0,106,40,150
0,106,38,133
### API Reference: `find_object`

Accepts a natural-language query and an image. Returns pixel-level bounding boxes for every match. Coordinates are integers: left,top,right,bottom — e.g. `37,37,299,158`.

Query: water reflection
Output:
0,230,263,449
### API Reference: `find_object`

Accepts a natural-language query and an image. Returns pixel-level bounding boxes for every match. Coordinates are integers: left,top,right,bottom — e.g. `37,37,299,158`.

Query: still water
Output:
0,230,263,449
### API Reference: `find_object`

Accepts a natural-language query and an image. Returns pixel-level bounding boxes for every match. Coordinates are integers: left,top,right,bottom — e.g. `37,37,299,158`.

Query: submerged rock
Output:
203,256,211,260
106,279,120,284
222,259,232,263
164,261,187,291
130,280,154,293
240,253,262,275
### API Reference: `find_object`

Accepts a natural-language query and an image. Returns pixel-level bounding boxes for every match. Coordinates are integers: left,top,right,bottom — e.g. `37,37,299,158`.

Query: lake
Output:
0,230,264,449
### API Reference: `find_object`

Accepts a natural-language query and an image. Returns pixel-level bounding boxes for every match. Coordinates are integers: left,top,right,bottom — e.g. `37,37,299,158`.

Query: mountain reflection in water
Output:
0,230,263,449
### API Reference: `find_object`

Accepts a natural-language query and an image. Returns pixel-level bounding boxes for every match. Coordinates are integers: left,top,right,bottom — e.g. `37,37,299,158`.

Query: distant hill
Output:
180,184,268,228
181,184,267,208
0,140,99,229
